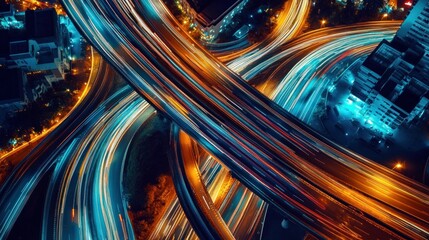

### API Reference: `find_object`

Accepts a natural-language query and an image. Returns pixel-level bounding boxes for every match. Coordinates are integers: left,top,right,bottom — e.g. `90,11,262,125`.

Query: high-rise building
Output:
397,0,429,49
25,8,59,45
349,0,429,131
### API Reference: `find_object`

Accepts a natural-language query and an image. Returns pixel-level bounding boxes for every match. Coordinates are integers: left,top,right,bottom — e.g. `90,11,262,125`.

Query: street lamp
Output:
392,162,403,170
381,13,388,20
321,19,327,28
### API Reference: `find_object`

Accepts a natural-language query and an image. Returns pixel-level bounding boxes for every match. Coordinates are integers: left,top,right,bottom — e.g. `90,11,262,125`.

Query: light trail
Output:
152,137,265,239
169,126,268,239
211,0,311,64
160,24,400,240
43,86,155,239
0,54,113,239
165,125,263,239
150,1,311,238
0,48,97,163
271,27,398,121
60,0,429,238
242,21,402,81
169,126,234,239
223,0,310,67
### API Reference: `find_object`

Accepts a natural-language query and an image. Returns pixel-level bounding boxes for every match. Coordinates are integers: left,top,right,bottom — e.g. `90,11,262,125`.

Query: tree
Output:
361,0,384,20
311,0,336,20
341,0,356,24
309,0,343,28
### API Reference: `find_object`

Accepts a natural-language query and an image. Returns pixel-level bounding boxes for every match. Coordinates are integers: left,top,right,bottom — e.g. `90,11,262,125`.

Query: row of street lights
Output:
320,12,390,29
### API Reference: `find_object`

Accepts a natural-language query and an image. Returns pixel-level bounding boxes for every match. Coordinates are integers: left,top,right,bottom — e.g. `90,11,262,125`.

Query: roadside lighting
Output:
392,162,403,170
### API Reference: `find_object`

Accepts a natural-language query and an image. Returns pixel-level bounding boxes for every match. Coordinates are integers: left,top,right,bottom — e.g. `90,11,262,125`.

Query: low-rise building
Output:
0,68,27,108
0,2,14,18
26,71,51,102
0,4,78,112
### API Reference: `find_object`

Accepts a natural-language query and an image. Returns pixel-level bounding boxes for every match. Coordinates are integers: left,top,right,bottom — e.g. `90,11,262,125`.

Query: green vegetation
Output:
123,114,174,239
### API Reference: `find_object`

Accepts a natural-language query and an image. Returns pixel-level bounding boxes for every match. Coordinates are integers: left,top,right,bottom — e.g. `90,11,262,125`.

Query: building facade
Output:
397,0,429,49
350,0,429,131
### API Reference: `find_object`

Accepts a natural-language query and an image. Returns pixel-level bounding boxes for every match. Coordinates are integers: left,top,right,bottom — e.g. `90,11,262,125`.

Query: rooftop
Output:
0,3,12,15
362,40,400,76
394,88,421,113
0,29,27,58
0,68,25,104
9,40,29,55
25,8,58,43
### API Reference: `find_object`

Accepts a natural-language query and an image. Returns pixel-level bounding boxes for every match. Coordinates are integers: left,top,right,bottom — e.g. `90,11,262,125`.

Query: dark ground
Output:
123,114,171,210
